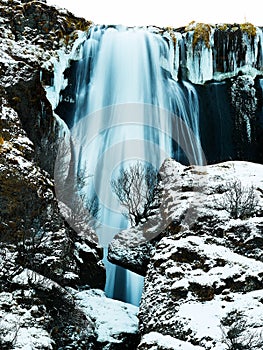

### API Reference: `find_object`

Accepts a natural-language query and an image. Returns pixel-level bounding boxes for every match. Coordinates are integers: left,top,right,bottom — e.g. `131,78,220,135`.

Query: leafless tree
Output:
55,137,100,235
111,162,159,226
215,179,259,219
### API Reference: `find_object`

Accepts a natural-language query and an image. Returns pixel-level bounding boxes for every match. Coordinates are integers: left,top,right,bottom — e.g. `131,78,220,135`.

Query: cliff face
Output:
55,23,263,166
0,1,109,348
1,1,263,349
0,0,91,174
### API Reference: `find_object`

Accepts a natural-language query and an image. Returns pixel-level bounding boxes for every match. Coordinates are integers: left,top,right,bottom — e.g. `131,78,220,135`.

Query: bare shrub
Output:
111,162,159,226
55,138,100,234
215,179,259,219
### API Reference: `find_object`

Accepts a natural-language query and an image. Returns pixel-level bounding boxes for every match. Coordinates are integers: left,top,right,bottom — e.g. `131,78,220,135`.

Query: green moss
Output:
217,24,228,31
165,26,177,46
192,23,212,49
240,22,257,37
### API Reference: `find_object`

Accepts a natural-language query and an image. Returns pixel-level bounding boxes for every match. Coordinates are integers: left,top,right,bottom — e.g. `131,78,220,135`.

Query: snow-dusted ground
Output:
139,332,203,350
0,267,55,350
74,288,139,345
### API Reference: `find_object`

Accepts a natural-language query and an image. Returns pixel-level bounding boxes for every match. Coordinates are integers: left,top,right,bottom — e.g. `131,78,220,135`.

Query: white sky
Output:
46,0,262,28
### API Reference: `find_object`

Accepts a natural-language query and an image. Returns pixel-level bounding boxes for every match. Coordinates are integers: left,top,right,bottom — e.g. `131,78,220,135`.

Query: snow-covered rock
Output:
109,159,263,349
74,288,140,349
0,2,106,348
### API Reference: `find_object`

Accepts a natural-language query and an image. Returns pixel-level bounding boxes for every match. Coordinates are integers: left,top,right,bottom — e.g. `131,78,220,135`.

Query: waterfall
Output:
56,25,204,306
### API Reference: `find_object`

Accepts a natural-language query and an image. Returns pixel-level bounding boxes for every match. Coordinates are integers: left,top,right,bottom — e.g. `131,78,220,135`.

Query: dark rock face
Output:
0,0,91,175
212,24,262,73
5,70,59,175
1,0,91,47
0,0,105,285
0,1,108,348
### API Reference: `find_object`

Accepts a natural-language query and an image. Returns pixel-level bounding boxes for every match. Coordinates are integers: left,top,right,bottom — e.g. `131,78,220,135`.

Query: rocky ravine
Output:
109,159,263,349
0,1,139,349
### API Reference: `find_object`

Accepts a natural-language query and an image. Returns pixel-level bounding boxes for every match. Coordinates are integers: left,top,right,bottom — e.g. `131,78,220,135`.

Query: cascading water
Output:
58,25,203,306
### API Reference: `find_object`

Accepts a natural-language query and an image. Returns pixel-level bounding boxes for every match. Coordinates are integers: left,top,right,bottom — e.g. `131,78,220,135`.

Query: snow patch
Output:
74,289,138,344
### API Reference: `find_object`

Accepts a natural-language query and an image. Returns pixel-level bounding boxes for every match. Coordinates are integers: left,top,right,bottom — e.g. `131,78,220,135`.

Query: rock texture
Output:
109,159,263,349
0,1,140,347
1,1,263,349
0,0,91,174
0,1,115,349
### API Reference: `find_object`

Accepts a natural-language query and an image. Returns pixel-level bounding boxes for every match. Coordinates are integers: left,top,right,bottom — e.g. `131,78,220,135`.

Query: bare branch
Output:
111,162,159,226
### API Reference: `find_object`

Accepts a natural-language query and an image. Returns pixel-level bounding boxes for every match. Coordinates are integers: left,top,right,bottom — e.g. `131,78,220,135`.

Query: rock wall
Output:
0,1,109,348
109,159,263,349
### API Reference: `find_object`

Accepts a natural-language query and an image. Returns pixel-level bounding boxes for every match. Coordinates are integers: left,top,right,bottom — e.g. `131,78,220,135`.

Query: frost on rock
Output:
178,23,263,84
0,2,106,349
0,0,92,169
0,286,54,350
44,30,87,110
110,159,263,349
74,288,140,347
182,23,214,84
138,332,203,350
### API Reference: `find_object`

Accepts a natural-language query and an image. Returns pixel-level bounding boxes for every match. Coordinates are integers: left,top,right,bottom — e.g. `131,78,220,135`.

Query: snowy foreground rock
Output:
109,159,263,349
74,289,139,348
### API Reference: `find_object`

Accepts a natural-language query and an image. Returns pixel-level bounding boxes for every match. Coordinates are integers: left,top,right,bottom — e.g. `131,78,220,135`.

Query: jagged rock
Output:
0,0,92,174
0,96,105,287
230,75,258,158
109,159,263,349
1,1,263,349
0,268,96,349
0,2,107,349
108,229,152,276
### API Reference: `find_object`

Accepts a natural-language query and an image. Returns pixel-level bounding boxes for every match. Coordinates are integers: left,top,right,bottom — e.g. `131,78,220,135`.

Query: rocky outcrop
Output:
0,0,105,282
74,289,140,349
0,0,141,346
109,159,263,349
0,2,112,348
1,1,263,348
0,0,91,174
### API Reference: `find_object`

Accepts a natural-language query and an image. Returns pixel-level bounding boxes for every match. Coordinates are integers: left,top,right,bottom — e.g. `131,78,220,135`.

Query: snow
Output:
75,241,97,255
64,271,79,280
140,332,203,349
12,268,63,293
110,159,263,349
74,289,139,343
177,290,263,344
14,327,53,350
0,291,53,350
